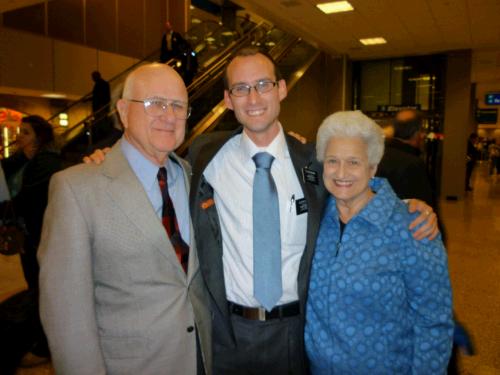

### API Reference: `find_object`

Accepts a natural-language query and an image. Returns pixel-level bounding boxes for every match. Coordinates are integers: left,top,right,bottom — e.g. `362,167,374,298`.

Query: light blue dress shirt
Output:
121,139,190,245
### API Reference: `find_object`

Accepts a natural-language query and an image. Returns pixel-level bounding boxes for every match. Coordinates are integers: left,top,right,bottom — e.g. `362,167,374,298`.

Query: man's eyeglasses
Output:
126,98,191,120
228,80,278,97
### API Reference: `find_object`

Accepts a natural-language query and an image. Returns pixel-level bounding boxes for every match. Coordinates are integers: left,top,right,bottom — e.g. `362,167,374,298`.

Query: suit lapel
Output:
102,143,186,281
190,130,241,321
285,135,327,304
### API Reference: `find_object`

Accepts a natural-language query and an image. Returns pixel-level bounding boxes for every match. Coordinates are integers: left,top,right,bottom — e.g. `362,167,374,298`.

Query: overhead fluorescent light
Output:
359,37,387,45
41,93,67,99
317,1,354,14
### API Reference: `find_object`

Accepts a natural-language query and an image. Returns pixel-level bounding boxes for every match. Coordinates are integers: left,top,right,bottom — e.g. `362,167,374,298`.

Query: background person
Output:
160,21,187,63
465,133,480,191
0,115,61,368
305,110,453,375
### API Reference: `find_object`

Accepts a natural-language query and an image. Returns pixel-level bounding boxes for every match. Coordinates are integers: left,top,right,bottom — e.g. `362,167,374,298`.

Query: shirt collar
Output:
356,178,398,230
238,123,289,165
120,138,179,192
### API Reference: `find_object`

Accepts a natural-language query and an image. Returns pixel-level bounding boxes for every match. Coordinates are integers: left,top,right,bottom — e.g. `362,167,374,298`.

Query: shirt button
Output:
187,326,194,333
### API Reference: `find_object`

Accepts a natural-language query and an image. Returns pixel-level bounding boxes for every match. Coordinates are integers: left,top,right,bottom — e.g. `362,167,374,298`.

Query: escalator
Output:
53,20,320,163
53,18,269,161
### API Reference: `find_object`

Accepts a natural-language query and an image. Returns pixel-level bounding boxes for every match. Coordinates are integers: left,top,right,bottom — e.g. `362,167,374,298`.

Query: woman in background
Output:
1,115,61,366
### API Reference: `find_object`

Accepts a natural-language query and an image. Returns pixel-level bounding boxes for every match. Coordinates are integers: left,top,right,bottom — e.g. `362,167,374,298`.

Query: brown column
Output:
441,50,473,200
167,0,190,33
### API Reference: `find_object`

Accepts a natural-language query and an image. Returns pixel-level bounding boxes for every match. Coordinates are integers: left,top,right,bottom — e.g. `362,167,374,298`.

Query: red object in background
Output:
0,108,24,127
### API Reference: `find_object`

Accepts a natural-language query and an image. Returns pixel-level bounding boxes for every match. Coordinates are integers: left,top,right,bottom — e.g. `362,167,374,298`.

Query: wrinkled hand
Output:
407,199,439,240
287,131,307,144
83,147,111,165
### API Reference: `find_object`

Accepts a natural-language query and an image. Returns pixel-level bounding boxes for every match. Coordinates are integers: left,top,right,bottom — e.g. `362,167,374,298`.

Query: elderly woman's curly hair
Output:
316,110,385,166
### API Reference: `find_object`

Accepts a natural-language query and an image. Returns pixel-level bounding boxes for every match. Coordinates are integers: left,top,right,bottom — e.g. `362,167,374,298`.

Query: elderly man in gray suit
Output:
38,63,211,375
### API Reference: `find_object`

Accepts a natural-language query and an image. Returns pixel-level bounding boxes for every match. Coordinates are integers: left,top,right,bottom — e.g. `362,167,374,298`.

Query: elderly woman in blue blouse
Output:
305,111,453,375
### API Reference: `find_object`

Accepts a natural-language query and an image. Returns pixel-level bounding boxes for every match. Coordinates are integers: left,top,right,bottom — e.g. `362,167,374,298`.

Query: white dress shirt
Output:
204,125,308,307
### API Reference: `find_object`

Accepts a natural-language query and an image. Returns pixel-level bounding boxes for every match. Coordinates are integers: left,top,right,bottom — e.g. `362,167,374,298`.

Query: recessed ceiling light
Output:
359,37,387,45
316,1,354,14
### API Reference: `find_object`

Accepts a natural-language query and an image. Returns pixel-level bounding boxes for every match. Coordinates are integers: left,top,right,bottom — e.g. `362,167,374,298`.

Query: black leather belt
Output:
228,301,300,321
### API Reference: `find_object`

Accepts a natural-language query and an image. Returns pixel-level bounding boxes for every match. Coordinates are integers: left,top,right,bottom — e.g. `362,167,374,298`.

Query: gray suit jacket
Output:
38,142,212,375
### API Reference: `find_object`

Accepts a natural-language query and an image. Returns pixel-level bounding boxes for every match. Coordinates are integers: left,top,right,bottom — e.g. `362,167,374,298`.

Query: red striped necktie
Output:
157,167,189,273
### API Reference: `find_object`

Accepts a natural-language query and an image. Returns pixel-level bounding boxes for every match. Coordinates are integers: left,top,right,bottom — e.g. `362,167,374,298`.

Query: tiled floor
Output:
1,163,499,375
443,163,500,375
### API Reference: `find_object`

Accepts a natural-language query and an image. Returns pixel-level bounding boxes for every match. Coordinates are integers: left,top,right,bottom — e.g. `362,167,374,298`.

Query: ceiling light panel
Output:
316,1,354,14
359,37,387,45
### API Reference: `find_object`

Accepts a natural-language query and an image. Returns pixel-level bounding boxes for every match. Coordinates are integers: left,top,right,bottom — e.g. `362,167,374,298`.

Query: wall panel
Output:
86,0,116,52
53,40,97,96
117,0,144,58
0,30,52,91
48,0,84,44
3,3,45,35
144,0,166,57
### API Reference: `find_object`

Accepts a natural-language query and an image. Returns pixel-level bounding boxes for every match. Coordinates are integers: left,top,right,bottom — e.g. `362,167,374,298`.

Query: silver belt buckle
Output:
257,307,267,321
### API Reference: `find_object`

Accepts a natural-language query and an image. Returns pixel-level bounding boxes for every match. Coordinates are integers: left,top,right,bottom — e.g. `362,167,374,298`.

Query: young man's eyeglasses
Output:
126,98,191,120
228,80,278,97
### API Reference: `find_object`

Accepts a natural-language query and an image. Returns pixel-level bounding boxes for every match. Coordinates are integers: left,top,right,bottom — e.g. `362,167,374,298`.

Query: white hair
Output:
316,110,385,165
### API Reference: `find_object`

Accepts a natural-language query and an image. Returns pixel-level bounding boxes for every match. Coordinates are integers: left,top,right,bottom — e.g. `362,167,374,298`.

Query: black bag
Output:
0,201,25,256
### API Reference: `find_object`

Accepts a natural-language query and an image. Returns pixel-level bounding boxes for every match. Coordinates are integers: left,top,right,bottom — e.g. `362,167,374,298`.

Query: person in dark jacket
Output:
91,71,111,116
377,109,435,207
91,71,113,141
160,21,187,63
465,132,480,191
1,115,62,366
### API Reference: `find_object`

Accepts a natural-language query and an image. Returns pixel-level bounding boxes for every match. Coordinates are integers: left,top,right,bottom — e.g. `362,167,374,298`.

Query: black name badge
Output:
302,167,319,185
295,198,308,215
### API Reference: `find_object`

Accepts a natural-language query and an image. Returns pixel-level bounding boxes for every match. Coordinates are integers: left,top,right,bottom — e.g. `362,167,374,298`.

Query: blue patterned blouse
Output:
305,177,453,375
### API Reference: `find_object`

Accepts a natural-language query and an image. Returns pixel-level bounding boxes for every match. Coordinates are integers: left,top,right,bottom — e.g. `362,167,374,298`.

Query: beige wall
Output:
0,26,137,125
280,53,348,142
0,28,138,98
2,0,187,59
441,50,473,200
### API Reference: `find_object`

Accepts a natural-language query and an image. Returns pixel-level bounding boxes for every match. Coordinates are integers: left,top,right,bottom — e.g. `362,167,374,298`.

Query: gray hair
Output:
316,110,385,166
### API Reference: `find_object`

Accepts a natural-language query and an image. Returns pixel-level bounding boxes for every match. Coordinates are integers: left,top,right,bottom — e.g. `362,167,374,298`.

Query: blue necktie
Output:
252,152,282,311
